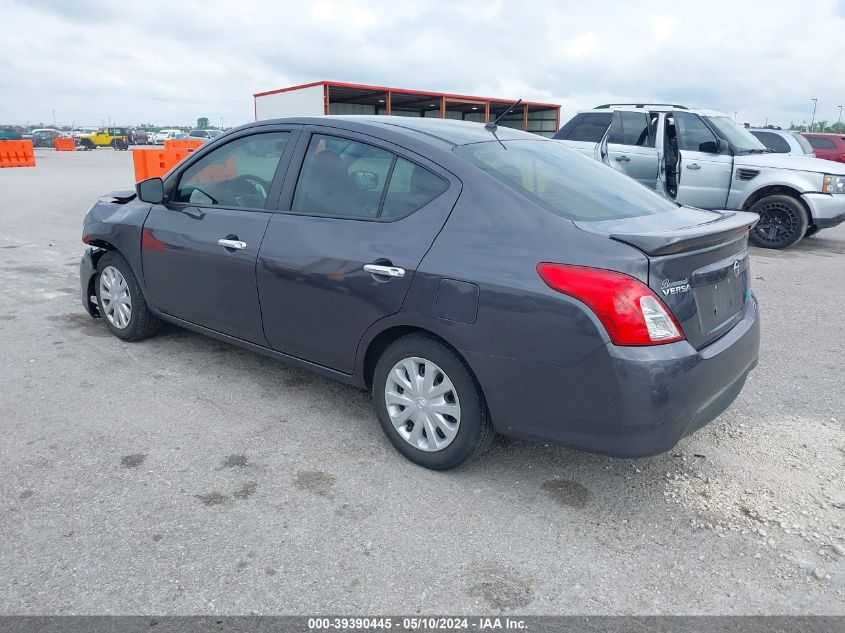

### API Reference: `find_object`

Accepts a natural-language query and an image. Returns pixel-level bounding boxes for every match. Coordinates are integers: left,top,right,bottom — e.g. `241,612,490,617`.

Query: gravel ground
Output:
0,149,843,615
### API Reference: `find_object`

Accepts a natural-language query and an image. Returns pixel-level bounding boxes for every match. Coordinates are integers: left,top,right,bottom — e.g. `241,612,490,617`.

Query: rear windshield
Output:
791,132,815,154
454,140,678,221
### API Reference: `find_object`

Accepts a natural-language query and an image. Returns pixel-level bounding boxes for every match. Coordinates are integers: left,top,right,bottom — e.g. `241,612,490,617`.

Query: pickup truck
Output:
555,104,845,248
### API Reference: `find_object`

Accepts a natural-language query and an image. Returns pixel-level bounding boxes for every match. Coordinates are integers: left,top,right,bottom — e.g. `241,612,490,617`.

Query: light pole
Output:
810,98,817,132
51,109,56,127
838,105,843,126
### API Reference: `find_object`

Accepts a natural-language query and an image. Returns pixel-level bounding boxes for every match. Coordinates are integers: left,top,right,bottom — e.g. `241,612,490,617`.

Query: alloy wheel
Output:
384,356,461,452
99,266,132,329
754,200,800,247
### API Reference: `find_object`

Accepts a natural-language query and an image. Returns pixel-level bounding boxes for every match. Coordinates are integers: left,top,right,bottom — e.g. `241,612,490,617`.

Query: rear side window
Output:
292,134,447,220
553,112,612,142
454,140,678,221
750,131,791,153
175,131,290,208
674,112,717,152
608,111,654,147
807,136,836,149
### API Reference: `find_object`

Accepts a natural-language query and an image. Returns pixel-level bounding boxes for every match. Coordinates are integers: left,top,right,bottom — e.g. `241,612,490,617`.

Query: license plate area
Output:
693,255,748,336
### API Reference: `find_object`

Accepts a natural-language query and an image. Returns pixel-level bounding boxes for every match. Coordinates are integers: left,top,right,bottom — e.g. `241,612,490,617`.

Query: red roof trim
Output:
253,80,560,109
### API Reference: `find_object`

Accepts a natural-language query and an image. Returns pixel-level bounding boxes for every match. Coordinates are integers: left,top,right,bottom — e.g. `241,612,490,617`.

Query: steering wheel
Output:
229,174,271,206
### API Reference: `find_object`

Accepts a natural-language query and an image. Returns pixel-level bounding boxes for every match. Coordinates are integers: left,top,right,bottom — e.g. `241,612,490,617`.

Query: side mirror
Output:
137,177,165,204
700,139,729,154
716,138,728,153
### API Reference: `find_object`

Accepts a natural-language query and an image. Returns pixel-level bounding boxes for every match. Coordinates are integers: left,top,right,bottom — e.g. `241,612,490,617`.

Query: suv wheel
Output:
748,195,808,249
372,334,493,470
95,252,160,341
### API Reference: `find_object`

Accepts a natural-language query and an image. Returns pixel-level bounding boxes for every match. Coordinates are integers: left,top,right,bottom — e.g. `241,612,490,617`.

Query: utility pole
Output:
810,98,817,132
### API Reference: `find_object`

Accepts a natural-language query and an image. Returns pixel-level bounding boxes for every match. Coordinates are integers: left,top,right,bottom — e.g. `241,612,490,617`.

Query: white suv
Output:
555,104,845,248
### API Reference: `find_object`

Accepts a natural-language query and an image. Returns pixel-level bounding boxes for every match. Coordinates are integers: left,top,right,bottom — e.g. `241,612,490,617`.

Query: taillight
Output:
536,263,685,346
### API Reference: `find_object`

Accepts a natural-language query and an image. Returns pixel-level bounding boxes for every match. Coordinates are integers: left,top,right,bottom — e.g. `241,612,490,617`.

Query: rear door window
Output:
608,111,653,147
291,134,447,220
553,113,612,142
807,136,836,149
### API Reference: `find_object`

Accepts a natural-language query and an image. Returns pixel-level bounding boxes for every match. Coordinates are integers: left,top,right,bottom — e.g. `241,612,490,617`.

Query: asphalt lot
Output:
0,148,843,615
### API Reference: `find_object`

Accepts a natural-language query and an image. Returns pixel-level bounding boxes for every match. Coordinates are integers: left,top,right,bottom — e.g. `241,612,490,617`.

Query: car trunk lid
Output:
575,207,758,349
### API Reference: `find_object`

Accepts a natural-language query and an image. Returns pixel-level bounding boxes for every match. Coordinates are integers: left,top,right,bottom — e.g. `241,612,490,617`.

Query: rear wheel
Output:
95,252,160,341
372,334,493,470
748,195,808,249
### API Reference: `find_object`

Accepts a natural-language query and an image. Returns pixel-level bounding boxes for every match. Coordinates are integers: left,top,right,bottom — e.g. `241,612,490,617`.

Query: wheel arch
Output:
742,185,810,217
360,321,482,396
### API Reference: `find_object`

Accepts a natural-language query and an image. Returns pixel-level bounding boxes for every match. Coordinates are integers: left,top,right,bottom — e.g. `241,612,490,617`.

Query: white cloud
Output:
0,0,844,130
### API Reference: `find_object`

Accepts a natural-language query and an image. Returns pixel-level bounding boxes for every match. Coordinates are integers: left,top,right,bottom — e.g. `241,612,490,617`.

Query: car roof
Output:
239,115,539,148
577,105,730,118
802,132,845,137
748,128,792,134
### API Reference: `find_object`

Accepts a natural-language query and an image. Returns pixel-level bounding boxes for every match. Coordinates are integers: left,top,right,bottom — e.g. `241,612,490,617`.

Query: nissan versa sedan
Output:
80,116,760,469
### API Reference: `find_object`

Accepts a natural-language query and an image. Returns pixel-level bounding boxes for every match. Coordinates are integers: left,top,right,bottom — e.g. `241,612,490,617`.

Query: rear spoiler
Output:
608,211,758,256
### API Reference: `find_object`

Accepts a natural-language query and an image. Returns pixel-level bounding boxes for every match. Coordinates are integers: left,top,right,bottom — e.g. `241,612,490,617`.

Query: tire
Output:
372,334,493,470
803,224,821,238
95,251,160,341
748,195,808,250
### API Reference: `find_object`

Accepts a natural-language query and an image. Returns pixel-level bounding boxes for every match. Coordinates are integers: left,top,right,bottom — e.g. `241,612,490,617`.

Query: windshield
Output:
207,130,222,137
791,132,815,155
454,140,679,221
706,116,768,153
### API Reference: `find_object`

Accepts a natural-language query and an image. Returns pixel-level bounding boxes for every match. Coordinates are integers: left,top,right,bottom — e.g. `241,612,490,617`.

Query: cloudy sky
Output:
3,0,845,129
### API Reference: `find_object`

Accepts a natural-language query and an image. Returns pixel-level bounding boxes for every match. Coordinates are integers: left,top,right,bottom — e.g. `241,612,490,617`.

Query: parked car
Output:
76,127,130,150
79,117,760,469
748,128,815,157
555,104,845,248
129,129,150,145
188,129,223,141
153,129,183,145
30,128,65,148
0,126,23,140
801,133,845,164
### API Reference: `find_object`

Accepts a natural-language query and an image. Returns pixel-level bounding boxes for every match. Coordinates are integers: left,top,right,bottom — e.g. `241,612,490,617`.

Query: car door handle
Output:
364,264,405,278
687,163,701,170
615,155,631,162
217,238,247,250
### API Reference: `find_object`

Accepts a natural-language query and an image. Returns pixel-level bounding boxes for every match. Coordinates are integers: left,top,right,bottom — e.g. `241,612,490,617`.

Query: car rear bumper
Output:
466,293,760,457
802,193,845,228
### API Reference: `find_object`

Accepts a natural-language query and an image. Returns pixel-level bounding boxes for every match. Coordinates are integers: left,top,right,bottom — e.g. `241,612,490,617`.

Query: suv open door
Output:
597,110,660,189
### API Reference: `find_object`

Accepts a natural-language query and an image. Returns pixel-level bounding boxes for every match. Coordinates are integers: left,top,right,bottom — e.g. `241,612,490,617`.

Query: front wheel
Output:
748,194,808,249
803,224,821,238
95,251,160,341
372,334,493,470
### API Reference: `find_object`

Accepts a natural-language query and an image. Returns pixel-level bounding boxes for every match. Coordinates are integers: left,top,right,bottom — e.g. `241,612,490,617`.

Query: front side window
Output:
174,132,290,209
455,140,678,221
807,136,836,150
750,131,791,153
291,134,446,220
673,112,718,152
553,112,613,143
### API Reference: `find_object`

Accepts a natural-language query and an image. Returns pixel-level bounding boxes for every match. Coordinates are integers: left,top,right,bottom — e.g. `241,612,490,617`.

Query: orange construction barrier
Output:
164,138,203,151
54,137,76,151
132,148,190,182
0,140,36,168
192,155,237,184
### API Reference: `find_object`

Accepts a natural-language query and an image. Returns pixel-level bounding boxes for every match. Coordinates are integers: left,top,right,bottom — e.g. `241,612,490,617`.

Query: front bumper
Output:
467,293,760,457
80,248,100,318
802,193,845,228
